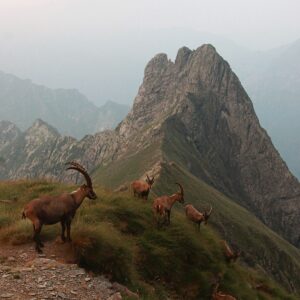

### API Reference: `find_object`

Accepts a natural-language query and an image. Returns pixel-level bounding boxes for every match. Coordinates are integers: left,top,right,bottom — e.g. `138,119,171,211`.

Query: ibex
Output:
222,240,241,263
212,275,237,300
185,204,212,230
152,183,184,226
131,174,154,200
22,161,97,253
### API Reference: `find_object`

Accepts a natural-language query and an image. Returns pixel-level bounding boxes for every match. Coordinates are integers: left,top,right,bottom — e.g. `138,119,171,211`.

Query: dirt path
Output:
0,241,127,300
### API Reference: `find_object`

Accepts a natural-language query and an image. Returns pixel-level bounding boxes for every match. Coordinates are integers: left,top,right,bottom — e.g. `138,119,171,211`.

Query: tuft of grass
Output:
73,222,133,284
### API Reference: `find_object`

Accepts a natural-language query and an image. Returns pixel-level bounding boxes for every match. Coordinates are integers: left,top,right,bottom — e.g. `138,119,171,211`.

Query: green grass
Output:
0,180,298,299
93,141,162,189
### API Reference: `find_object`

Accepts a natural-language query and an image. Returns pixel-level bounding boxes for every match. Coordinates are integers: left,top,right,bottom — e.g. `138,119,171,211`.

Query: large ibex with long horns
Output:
152,183,184,226
22,161,97,253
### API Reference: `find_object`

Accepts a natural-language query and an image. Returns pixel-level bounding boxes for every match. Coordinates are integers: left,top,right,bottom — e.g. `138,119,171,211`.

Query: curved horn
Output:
65,161,92,187
175,182,184,196
206,205,213,216
66,161,87,171
146,174,150,182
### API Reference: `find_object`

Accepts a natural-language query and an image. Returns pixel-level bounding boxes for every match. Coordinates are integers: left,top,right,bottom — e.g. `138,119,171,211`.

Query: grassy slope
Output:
93,141,162,189
0,180,296,299
159,116,300,292
89,117,300,296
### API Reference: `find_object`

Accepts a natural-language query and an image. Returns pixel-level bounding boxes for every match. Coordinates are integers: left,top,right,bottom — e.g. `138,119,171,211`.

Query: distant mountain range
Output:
0,70,129,139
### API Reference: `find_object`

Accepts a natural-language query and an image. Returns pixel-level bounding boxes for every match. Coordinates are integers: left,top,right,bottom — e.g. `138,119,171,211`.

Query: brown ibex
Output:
222,240,241,263
212,275,237,300
131,174,154,200
185,204,212,230
22,161,97,253
152,183,184,226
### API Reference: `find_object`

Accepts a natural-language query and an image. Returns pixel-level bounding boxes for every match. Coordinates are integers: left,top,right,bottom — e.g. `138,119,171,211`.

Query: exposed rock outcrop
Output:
0,119,120,181
0,121,21,152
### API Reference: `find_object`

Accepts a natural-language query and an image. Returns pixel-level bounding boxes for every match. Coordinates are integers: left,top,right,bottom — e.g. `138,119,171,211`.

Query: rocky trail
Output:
0,241,135,300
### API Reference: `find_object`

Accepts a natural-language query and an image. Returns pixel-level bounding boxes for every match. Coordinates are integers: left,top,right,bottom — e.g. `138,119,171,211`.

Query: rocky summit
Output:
1,44,300,250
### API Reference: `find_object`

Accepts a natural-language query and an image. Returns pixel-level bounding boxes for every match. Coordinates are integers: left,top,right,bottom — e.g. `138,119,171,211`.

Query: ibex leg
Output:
33,221,43,253
66,219,72,242
61,220,66,242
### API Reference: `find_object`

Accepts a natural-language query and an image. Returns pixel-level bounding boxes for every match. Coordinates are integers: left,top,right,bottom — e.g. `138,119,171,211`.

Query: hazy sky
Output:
0,0,299,105
1,0,299,49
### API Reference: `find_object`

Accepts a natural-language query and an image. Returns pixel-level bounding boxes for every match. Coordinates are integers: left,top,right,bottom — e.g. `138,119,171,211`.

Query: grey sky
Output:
1,0,299,49
0,0,299,104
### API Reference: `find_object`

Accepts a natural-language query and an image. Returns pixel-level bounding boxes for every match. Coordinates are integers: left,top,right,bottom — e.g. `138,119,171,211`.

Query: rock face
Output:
0,70,129,138
0,121,21,152
1,44,300,248
0,119,120,181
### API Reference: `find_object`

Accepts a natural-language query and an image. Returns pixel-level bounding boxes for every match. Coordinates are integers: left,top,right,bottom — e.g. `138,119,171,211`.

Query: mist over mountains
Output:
240,39,300,178
0,70,129,138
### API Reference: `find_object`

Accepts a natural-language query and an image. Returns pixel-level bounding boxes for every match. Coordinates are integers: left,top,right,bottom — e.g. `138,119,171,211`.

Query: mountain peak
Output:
175,46,192,68
197,43,217,52
144,53,171,76
0,120,20,130
27,119,60,139
119,43,236,138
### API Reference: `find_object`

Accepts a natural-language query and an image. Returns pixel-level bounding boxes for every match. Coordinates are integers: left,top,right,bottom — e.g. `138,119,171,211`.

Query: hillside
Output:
0,180,298,299
0,70,129,138
94,126,300,295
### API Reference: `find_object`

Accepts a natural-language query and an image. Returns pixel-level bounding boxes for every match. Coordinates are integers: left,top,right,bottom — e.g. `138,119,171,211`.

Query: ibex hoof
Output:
36,248,43,254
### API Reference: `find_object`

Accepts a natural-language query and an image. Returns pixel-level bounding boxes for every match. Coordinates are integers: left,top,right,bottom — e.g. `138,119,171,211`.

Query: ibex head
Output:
175,182,185,204
146,174,155,187
204,205,213,224
66,161,97,200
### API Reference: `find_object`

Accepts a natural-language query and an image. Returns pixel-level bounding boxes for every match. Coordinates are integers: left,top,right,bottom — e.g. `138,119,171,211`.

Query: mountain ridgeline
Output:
0,70,129,139
1,44,300,293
